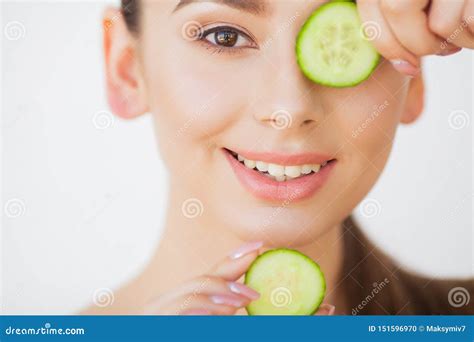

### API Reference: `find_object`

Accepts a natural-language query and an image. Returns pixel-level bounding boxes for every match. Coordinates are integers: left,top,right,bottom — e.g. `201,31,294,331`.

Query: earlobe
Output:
400,72,425,125
103,8,148,119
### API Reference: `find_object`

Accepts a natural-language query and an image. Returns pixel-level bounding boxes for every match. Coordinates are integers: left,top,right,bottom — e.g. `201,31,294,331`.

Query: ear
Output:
103,8,148,119
400,71,425,124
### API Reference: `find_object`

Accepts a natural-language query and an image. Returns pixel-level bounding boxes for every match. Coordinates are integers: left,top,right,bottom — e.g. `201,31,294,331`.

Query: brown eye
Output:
202,25,256,50
215,30,238,47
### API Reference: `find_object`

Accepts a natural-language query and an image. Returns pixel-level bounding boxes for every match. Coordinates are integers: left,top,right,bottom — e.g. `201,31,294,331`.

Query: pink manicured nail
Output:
390,59,420,77
182,309,211,315
437,47,462,56
228,282,260,300
326,304,336,315
315,304,336,316
209,294,246,307
229,241,263,260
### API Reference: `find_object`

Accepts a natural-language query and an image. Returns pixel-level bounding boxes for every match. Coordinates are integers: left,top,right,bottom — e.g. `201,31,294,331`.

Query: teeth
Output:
244,159,256,169
232,151,330,181
256,161,269,172
301,165,312,175
268,163,285,177
285,165,302,178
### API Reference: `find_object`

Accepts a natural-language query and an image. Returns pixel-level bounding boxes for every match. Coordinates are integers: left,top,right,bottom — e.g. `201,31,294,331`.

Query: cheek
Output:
143,40,254,151
334,63,408,165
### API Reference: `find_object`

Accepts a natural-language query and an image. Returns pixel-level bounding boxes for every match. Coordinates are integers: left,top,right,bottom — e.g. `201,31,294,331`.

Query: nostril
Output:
302,119,315,126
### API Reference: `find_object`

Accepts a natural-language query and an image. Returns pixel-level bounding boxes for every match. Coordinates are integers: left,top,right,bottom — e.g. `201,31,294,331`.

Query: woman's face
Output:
134,0,413,246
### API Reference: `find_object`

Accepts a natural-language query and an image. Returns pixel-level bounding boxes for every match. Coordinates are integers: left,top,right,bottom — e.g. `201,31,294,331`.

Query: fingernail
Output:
229,241,263,260
327,304,336,315
390,59,420,77
182,309,211,315
228,282,260,300
437,47,462,56
315,304,336,316
209,294,246,307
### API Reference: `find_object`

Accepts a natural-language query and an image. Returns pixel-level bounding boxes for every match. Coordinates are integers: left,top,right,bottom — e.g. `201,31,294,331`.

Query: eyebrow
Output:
173,0,267,15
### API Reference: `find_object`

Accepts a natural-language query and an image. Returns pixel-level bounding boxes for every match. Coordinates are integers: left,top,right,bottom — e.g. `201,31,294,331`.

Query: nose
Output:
252,41,323,131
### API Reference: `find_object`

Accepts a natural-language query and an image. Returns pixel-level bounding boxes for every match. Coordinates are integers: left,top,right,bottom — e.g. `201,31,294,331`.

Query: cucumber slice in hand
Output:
245,248,326,315
296,2,380,87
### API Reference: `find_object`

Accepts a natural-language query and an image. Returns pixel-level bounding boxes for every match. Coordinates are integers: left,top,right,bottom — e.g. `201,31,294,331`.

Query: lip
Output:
223,148,336,202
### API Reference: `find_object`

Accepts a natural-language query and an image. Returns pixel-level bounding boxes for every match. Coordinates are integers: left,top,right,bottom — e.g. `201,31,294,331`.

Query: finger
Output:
380,0,456,55
181,309,211,315
207,241,263,281
429,0,474,49
314,303,336,316
357,0,420,76
161,293,246,315
463,0,474,37
146,275,259,312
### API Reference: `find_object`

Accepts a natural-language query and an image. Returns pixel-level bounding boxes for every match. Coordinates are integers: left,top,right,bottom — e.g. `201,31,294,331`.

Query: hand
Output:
357,0,474,76
143,241,336,315
143,241,263,315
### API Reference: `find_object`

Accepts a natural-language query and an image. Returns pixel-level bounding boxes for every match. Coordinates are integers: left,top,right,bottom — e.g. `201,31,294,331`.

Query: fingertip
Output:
389,59,421,77
314,304,336,316
228,241,263,260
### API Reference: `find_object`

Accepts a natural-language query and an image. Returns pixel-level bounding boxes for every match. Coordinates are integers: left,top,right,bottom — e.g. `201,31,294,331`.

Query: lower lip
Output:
224,149,336,202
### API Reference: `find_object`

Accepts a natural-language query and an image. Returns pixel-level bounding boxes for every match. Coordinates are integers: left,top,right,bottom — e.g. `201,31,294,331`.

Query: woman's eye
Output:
214,30,238,47
202,27,255,49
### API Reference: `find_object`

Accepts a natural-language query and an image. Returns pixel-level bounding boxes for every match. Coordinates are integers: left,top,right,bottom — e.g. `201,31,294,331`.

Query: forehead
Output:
174,0,267,14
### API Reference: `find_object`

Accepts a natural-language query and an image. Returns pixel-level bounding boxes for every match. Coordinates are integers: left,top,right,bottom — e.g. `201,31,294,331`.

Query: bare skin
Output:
82,0,473,315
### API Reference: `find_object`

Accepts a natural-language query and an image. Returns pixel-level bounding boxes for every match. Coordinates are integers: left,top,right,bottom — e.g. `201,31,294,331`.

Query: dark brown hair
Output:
341,217,473,315
122,0,139,33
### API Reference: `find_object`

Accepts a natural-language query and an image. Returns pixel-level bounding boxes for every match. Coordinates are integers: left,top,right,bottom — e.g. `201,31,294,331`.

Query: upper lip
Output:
225,148,334,165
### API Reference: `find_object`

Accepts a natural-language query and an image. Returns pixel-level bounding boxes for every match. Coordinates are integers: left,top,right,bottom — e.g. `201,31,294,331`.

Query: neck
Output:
143,191,346,312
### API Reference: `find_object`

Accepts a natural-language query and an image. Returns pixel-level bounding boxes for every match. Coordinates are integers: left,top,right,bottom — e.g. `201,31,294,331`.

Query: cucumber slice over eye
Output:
296,1,381,88
245,248,326,315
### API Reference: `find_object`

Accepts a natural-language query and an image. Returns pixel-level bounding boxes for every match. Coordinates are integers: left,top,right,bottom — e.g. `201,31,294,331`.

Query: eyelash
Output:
198,24,258,54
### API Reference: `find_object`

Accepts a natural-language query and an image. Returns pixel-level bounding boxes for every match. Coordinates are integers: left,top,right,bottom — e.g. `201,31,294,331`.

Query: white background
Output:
1,1,473,314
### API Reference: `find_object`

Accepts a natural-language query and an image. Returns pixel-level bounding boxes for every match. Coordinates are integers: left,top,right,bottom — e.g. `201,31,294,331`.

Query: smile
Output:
223,148,336,202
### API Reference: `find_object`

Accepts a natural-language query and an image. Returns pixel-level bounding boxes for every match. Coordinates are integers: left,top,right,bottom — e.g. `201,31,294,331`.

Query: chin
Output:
219,204,334,248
